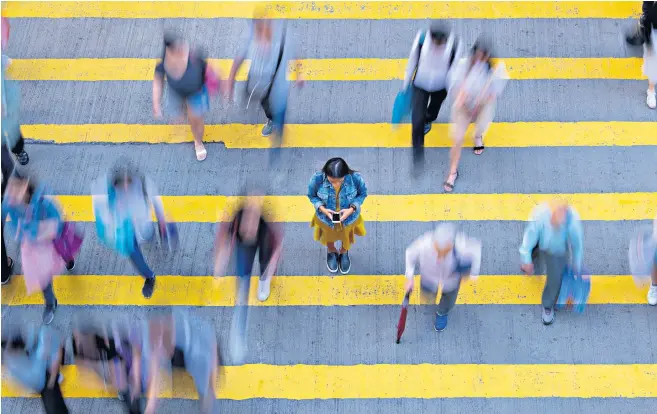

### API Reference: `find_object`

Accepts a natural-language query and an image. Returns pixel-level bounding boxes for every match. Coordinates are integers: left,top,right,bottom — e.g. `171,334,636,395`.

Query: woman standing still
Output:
307,158,367,274
152,34,220,161
445,40,507,192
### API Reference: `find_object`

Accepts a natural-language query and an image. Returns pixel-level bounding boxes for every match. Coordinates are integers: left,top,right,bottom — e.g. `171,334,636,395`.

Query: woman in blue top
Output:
2,176,74,324
307,158,367,274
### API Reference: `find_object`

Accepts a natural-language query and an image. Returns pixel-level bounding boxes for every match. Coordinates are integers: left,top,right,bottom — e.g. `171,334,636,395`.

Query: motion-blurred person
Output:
227,7,304,166
651,217,657,304
519,200,584,325
403,24,461,176
2,176,75,324
214,193,283,363
626,2,655,45
72,319,139,413
139,312,220,414
307,158,367,274
2,325,68,413
93,162,173,299
640,2,657,108
153,33,220,161
2,19,30,166
404,223,481,331
444,39,508,192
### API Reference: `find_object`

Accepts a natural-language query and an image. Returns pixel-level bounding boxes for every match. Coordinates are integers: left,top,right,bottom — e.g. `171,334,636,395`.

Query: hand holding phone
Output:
331,212,341,223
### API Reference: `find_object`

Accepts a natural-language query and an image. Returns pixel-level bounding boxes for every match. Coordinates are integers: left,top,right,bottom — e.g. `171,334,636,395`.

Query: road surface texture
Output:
1,1,656,413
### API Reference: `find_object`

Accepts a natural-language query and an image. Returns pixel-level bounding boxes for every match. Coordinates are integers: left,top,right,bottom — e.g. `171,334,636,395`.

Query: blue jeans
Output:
129,239,155,279
232,244,259,344
42,283,56,306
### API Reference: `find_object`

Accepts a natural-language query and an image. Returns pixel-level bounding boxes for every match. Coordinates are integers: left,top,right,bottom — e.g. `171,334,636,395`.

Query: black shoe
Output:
15,150,29,166
65,260,75,271
142,277,156,299
338,252,351,274
262,119,274,137
43,300,58,325
326,252,339,273
424,123,432,135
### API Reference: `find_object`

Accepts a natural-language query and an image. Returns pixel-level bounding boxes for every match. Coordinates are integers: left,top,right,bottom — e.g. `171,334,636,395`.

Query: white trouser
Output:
449,100,496,145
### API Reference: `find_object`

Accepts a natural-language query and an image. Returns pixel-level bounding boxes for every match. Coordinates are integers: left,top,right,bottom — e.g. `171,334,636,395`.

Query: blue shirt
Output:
519,203,583,269
2,185,63,242
307,172,367,228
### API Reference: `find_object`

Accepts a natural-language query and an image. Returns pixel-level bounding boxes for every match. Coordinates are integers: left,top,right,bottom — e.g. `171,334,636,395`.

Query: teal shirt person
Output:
1,54,22,149
519,203,584,270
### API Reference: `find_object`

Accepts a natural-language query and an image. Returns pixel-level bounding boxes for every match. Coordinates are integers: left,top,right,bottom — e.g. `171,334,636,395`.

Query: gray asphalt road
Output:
2,11,656,414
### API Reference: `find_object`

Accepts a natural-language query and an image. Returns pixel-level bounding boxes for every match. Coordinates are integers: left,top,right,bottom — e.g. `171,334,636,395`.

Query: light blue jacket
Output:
307,172,367,228
1,185,63,242
519,203,583,270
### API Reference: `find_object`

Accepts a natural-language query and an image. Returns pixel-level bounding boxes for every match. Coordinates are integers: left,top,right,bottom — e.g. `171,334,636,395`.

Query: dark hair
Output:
470,38,493,71
110,160,141,189
429,23,449,44
322,157,355,179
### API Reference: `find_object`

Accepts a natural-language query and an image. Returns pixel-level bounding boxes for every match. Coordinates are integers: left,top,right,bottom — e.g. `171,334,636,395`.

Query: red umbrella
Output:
396,291,411,344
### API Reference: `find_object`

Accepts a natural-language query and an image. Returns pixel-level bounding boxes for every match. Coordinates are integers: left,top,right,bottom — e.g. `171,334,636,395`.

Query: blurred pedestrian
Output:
626,2,655,46
444,39,508,192
2,325,68,413
2,28,30,166
93,163,172,299
152,33,220,161
307,158,367,274
214,194,283,363
519,200,584,325
648,216,657,305
403,23,461,176
640,2,657,108
404,223,481,331
2,176,74,324
227,6,304,166
72,319,139,413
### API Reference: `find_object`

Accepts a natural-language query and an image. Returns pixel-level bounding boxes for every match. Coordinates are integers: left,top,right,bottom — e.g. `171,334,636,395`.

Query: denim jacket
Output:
307,172,367,228
1,185,63,242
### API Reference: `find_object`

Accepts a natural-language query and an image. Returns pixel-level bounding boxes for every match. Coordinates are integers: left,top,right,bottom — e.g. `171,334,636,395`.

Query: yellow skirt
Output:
310,214,366,250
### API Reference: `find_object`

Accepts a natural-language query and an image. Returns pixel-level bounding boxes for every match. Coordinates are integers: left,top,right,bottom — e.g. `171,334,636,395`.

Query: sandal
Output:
443,170,459,193
473,136,485,155
195,143,207,161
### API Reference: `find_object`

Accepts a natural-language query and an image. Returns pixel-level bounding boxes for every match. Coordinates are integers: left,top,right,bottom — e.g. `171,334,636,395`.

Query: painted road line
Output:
1,275,647,307
7,58,647,81
22,122,657,147
4,363,656,399
2,2,640,19
46,193,657,223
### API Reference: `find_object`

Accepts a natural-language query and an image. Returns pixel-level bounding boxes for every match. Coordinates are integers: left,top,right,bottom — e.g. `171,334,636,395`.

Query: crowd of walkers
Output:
2,3,657,414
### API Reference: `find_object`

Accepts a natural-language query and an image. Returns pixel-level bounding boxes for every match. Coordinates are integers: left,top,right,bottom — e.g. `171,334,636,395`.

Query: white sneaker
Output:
648,285,657,306
647,90,656,109
258,277,272,302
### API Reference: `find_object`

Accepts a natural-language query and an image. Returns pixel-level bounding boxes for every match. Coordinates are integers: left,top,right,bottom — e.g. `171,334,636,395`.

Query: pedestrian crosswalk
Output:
2,1,656,413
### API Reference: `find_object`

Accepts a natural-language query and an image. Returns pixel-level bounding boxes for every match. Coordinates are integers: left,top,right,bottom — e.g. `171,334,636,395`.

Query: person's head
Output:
549,200,569,229
109,160,139,192
471,38,492,64
5,175,35,206
429,23,449,46
238,190,265,244
163,32,187,57
253,6,272,39
432,223,456,259
322,157,355,187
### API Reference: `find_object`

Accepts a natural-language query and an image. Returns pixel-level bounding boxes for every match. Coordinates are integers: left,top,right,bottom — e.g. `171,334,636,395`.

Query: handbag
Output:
21,240,65,295
53,222,84,263
204,65,220,97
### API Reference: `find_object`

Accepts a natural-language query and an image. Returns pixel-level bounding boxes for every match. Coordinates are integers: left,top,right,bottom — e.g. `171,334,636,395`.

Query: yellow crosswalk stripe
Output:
1,275,646,307
22,122,657,147
46,193,656,223
2,1,640,19
4,363,656,399
7,58,647,81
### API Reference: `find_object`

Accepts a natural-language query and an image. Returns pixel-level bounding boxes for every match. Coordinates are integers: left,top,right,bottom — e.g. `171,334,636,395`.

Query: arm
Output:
213,219,234,277
568,212,584,272
262,223,284,279
403,31,422,90
144,356,160,414
519,214,541,265
349,173,368,212
152,63,164,116
306,173,325,211
404,235,426,292
229,23,253,84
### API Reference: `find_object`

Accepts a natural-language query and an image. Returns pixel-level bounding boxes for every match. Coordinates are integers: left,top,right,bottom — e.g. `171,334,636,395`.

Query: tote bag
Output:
21,240,65,295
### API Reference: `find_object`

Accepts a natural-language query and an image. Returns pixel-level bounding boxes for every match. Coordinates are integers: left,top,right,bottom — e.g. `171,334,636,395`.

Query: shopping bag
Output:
391,87,413,127
53,222,84,262
21,240,65,295
628,226,656,287
556,267,590,313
